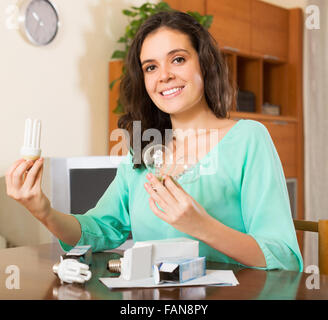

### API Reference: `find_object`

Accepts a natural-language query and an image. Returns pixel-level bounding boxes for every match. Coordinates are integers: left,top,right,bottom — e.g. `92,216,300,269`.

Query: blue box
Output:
153,256,206,284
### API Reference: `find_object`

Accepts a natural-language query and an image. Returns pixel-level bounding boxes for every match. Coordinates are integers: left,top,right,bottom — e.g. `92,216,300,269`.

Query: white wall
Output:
261,0,307,9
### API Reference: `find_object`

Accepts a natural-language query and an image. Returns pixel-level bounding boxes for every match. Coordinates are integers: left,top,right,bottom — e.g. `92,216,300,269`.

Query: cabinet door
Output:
109,60,128,156
207,0,251,54
251,0,289,60
260,120,297,178
164,0,205,14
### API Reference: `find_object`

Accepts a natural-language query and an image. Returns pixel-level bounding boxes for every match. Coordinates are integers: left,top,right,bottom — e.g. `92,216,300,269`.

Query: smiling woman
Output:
5,10,303,272
118,11,234,170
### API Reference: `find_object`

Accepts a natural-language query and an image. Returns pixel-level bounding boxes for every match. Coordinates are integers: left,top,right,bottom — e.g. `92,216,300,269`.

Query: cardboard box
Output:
64,245,92,265
133,238,199,265
153,257,206,284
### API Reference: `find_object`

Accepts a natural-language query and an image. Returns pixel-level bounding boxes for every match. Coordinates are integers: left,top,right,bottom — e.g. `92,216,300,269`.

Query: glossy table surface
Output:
0,242,327,300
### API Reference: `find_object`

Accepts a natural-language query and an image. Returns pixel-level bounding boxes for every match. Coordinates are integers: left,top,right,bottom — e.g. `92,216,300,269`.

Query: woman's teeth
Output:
161,87,183,96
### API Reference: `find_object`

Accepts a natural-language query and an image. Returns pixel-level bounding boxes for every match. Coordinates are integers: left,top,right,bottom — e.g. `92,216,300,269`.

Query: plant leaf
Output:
139,3,149,11
122,9,137,17
131,19,142,28
111,50,126,59
113,100,124,114
203,15,213,29
118,36,127,43
157,1,171,10
109,78,118,90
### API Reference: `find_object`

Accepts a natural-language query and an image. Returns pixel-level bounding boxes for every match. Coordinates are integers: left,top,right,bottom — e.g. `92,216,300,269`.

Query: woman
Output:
5,11,303,271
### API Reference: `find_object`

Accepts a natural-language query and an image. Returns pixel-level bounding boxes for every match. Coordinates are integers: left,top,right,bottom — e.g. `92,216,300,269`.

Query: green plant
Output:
110,1,213,114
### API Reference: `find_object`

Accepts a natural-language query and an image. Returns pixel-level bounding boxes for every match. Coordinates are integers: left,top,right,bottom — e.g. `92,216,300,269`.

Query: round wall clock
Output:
20,0,59,46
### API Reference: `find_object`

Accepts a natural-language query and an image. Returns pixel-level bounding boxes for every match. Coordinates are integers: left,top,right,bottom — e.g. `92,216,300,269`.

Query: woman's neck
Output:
170,102,222,134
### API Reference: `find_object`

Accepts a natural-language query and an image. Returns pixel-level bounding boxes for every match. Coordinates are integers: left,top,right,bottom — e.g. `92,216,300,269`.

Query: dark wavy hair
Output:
118,10,235,169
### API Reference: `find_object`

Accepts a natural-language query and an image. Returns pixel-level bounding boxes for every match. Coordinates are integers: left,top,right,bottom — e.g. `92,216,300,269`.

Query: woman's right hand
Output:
5,158,51,223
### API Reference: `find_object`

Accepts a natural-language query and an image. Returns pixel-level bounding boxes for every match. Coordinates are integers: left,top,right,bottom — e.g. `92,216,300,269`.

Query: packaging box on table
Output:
153,256,206,284
120,238,199,281
133,237,199,265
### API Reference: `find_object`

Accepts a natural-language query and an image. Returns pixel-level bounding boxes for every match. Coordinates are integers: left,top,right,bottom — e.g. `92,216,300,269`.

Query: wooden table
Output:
0,242,328,300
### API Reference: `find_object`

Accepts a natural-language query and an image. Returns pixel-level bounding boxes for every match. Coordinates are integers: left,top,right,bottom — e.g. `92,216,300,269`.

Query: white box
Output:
133,238,199,265
120,244,152,281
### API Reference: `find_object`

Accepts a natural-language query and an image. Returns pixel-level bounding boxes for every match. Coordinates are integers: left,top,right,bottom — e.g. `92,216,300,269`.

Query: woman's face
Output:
140,27,206,115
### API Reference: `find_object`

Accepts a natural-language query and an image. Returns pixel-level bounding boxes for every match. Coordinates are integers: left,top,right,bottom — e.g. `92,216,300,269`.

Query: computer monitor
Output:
49,155,134,248
50,156,125,215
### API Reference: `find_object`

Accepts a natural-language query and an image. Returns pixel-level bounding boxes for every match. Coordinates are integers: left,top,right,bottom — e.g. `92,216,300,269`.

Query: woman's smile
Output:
159,85,185,99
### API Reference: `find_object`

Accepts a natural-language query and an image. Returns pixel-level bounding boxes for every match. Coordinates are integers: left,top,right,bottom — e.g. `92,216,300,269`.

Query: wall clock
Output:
20,0,59,46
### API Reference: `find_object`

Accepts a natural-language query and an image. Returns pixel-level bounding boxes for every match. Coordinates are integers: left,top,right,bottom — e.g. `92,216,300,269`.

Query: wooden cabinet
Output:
108,60,128,156
166,0,289,61
164,0,206,14
207,0,288,60
251,0,289,60
207,0,251,54
223,51,290,117
209,3,304,233
259,120,297,178
236,56,262,113
263,60,289,115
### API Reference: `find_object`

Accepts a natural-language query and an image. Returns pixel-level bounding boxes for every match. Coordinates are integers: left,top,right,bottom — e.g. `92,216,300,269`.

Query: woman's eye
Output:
145,65,156,72
173,57,185,64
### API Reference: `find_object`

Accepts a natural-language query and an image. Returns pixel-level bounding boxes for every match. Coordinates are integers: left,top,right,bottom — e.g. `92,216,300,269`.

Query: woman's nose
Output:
159,67,174,82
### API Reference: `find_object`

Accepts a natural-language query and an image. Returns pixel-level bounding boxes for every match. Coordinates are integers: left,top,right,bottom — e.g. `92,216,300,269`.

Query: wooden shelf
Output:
229,111,298,123
222,48,287,64
221,50,291,118
236,55,262,113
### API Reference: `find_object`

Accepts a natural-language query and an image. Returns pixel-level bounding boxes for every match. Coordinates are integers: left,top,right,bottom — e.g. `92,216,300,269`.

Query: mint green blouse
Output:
59,119,303,272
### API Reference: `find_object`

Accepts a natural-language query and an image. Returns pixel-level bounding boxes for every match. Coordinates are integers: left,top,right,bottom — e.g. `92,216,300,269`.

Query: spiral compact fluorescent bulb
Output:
53,257,92,284
20,118,42,160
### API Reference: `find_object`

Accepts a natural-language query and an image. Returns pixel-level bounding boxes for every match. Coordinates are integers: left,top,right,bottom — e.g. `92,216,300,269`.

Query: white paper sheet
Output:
99,269,239,289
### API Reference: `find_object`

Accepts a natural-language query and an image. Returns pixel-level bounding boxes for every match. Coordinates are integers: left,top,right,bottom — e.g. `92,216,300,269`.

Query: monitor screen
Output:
69,168,117,214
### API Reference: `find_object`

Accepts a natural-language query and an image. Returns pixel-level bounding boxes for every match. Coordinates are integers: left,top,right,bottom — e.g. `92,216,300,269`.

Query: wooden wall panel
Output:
251,0,289,60
207,0,251,54
108,61,128,156
260,120,297,178
164,0,205,14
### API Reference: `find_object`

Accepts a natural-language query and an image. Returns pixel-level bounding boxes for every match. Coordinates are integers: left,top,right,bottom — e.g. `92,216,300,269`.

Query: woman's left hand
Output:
144,173,211,238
